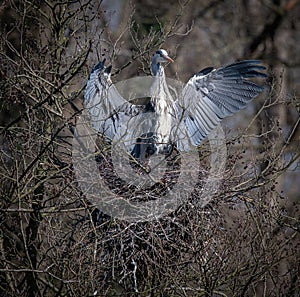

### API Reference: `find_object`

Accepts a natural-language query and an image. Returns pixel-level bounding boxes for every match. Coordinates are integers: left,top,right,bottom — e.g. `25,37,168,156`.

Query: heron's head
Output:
91,59,112,85
153,49,174,64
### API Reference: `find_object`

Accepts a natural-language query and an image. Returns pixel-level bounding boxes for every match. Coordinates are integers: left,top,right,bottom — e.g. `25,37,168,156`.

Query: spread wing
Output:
174,60,267,148
84,59,141,141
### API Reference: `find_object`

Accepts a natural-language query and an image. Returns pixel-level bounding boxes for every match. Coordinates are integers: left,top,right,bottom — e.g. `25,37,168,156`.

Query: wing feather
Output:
84,60,142,140
174,60,267,147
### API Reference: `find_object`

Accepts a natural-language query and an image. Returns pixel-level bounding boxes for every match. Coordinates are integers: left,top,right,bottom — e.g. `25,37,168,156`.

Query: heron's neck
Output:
151,61,164,76
150,62,169,111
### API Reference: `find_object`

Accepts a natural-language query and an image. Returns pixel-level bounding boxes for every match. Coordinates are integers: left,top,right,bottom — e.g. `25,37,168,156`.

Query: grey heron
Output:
84,49,267,161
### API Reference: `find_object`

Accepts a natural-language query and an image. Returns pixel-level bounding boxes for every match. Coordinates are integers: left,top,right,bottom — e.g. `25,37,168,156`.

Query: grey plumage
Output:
175,60,267,148
84,59,141,142
84,51,267,159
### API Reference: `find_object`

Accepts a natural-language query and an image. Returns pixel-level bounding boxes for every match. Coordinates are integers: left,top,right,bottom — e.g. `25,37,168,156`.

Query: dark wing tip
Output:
224,60,266,70
227,60,263,66
222,60,268,79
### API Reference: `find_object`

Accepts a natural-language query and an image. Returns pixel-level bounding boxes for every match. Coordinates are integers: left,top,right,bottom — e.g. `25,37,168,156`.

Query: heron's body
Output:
147,55,174,155
84,49,267,161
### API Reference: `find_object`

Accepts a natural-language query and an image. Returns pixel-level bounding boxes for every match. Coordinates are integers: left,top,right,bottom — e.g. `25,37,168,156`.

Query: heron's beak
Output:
164,55,174,63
